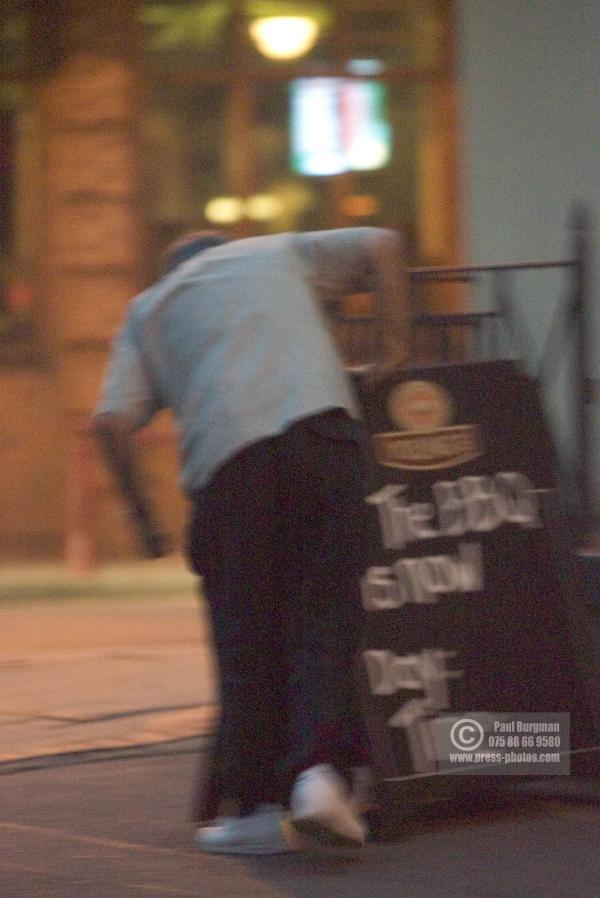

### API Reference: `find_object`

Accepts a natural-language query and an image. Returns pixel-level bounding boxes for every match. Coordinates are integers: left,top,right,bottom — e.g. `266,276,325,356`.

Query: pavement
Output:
1,558,600,897
0,559,216,767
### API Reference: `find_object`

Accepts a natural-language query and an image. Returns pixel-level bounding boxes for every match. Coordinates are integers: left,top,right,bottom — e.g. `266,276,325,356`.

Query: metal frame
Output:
338,207,594,534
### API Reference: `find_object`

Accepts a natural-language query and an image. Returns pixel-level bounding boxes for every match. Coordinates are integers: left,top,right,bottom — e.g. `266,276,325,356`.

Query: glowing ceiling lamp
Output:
245,193,284,221
204,196,244,224
249,15,319,60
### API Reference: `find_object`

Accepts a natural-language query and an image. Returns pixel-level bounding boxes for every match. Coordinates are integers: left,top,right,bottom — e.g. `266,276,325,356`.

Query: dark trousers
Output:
187,411,371,821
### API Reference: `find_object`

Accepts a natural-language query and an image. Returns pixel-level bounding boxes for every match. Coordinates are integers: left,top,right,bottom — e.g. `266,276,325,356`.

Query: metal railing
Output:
336,207,594,533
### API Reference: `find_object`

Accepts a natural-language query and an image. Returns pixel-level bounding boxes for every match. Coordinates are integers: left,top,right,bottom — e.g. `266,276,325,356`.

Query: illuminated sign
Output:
290,78,392,176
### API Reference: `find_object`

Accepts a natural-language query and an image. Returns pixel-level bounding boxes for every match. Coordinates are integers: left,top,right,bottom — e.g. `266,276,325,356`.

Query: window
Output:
0,2,36,355
138,0,457,263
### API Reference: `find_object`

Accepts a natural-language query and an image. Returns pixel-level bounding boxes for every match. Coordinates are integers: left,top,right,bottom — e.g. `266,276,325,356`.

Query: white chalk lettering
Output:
367,472,542,550
366,485,438,550
494,472,543,528
363,650,425,695
362,648,463,773
361,542,483,610
387,698,439,772
362,648,462,702
431,480,468,536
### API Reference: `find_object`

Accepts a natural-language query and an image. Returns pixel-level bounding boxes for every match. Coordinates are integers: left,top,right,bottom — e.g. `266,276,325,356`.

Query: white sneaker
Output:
290,764,368,848
195,804,299,855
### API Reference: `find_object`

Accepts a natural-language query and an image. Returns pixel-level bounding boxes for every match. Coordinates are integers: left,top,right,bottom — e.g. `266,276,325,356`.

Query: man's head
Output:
161,230,232,274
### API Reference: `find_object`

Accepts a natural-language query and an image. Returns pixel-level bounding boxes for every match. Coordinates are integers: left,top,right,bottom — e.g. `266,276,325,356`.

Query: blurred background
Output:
0,10,599,887
1,0,599,570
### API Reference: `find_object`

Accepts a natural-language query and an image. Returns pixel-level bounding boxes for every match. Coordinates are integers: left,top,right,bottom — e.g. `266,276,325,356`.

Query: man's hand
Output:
133,507,171,559
92,412,169,559
349,361,400,388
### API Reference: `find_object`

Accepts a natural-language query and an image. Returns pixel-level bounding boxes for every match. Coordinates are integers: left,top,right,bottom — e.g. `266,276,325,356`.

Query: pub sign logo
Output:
374,379,483,470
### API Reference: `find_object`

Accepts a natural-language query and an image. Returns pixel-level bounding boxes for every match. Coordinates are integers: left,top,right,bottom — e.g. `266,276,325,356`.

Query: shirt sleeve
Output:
96,316,163,429
296,227,377,292
296,227,410,368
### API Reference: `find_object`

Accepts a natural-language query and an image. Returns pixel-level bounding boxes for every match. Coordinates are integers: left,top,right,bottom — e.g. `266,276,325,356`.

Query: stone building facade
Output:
0,0,460,565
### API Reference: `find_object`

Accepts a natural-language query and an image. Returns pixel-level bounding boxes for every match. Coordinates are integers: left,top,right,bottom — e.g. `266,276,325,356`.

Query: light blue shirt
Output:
97,228,406,493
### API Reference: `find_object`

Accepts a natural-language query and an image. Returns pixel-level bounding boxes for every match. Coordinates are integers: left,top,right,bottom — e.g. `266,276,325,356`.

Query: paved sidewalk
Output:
0,558,197,601
0,562,218,767
1,560,599,897
2,753,600,898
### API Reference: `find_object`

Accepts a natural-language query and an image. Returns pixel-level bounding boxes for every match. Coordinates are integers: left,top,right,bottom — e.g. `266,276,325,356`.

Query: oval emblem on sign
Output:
387,380,453,431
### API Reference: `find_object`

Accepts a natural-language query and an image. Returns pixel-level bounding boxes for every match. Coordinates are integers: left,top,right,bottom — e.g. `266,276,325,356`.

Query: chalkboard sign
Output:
354,360,600,817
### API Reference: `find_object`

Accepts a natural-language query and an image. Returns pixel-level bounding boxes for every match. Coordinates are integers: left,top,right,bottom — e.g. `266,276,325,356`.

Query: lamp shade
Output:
249,15,319,60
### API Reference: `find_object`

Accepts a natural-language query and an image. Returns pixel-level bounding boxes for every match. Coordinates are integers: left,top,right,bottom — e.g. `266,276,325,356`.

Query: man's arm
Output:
91,411,169,559
365,228,410,375
297,227,410,376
